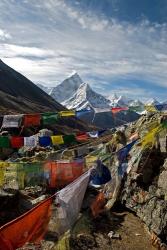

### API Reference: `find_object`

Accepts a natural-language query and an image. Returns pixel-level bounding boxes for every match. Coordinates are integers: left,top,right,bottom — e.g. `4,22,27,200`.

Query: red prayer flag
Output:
76,133,88,141
11,137,24,148
111,107,128,114
24,114,41,127
44,160,84,188
90,192,106,218
0,196,53,250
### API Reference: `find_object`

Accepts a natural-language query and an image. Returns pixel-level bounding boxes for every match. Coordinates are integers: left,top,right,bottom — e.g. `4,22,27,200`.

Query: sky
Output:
0,0,167,102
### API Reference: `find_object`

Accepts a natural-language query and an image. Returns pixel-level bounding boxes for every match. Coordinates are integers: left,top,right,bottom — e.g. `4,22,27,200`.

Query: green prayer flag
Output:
23,162,44,187
0,136,10,148
129,106,144,113
17,163,25,189
42,112,59,125
63,134,76,144
162,121,167,128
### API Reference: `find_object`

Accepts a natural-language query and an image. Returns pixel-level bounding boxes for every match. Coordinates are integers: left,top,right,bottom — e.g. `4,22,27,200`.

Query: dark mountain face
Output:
77,110,140,129
0,59,63,111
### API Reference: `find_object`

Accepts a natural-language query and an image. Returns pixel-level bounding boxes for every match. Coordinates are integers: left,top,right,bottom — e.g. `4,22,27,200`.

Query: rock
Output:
119,113,167,243
108,231,121,239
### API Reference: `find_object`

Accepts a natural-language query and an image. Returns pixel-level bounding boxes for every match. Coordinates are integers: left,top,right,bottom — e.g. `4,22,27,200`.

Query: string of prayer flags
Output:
39,136,51,147
42,112,59,125
59,111,75,117
51,135,64,145
10,136,24,148
23,114,41,127
0,136,10,148
111,107,128,114
0,196,53,250
2,114,23,128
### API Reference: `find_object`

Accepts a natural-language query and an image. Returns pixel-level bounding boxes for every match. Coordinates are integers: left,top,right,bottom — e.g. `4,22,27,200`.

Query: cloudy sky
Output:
0,0,167,101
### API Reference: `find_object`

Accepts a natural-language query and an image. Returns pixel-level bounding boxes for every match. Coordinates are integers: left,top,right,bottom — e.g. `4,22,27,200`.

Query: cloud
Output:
0,0,167,101
0,28,11,40
0,44,54,58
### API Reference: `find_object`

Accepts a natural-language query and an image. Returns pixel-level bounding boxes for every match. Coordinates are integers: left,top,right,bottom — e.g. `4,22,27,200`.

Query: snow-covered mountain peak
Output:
145,98,160,105
62,82,111,111
129,99,144,107
49,72,83,103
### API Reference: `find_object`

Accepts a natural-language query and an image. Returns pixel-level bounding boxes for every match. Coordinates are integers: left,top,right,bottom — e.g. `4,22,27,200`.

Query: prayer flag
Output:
42,112,59,125
23,114,41,127
155,104,164,111
144,105,158,113
129,106,144,113
2,115,23,128
0,136,10,148
111,107,128,114
24,136,37,147
90,160,111,185
117,140,138,163
141,125,161,148
51,135,64,145
45,159,84,188
39,136,51,147
59,111,75,117
63,134,76,144
91,192,106,218
54,170,91,235
23,162,44,187
0,196,52,249
129,132,139,141
88,131,99,138
11,137,24,148
162,120,167,128
76,133,89,141
76,109,92,117
0,162,8,187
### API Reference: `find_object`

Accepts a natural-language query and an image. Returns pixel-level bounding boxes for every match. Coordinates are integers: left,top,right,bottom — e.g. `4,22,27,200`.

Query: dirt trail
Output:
70,210,155,250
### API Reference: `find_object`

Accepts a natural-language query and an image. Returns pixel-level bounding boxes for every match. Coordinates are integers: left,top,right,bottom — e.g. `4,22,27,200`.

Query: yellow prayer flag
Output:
51,135,64,145
0,162,8,187
85,155,98,168
141,125,162,148
144,105,158,113
59,111,75,117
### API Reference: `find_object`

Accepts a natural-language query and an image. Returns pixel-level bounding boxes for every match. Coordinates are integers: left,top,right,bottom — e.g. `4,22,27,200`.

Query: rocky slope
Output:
119,113,167,246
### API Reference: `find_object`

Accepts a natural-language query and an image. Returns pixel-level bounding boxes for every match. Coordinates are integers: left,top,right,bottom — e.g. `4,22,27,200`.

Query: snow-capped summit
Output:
129,99,144,107
109,94,132,107
62,82,111,111
50,72,83,103
145,98,160,106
